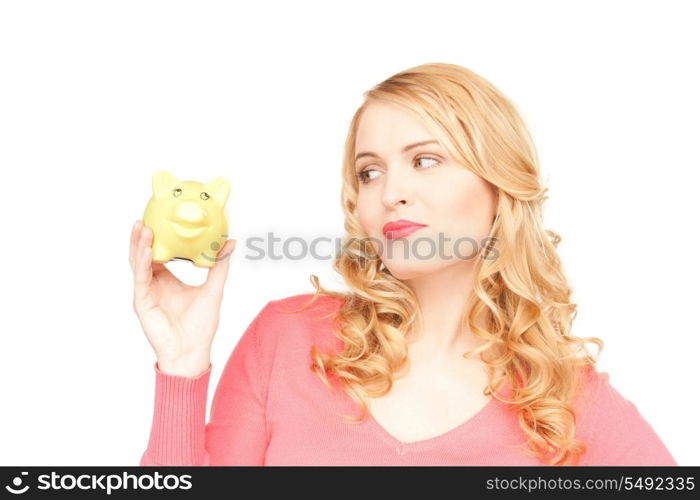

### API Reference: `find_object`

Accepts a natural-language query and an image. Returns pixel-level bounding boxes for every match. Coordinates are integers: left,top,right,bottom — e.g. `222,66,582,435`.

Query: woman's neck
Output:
404,258,486,363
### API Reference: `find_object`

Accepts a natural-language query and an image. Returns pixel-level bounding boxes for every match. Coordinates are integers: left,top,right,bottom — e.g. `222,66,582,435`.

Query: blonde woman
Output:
132,63,677,466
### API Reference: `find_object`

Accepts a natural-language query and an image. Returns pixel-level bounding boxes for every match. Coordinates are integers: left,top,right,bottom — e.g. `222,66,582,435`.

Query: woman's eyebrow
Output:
354,139,439,163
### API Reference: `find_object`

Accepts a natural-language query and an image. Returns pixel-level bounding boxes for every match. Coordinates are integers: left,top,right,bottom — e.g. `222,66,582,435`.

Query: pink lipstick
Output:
382,219,428,240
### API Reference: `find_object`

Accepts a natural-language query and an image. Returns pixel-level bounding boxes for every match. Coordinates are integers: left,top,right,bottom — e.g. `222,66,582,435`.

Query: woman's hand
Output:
129,220,236,377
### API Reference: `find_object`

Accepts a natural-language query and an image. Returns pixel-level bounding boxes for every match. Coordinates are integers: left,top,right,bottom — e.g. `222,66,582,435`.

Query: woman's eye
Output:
356,156,440,185
200,192,210,200
357,169,379,184
416,156,439,169
172,188,183,197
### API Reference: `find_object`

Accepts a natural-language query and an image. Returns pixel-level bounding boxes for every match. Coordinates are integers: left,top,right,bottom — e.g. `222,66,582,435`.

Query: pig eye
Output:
200,192,210,200
173,188,183,197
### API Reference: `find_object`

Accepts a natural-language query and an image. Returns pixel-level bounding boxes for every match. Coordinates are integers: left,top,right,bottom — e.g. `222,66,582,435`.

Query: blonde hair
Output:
292,62,604,466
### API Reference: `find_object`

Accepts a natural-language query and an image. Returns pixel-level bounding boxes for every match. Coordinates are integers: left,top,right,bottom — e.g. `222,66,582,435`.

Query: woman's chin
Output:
381,260,450,280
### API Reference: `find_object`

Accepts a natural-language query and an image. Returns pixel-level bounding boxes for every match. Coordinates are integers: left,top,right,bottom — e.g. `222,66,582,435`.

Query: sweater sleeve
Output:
139,301,275,466
579,371,677,466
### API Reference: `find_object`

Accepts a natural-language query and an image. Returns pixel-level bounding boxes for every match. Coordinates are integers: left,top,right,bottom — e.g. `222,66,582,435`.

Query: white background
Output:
1,0,697,466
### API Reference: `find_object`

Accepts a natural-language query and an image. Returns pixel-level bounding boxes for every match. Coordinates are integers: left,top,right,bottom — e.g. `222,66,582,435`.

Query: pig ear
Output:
152,170,178,197
206,177,230,206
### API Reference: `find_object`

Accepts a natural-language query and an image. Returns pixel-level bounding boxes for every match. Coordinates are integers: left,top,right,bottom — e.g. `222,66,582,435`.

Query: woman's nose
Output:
381,170,412,208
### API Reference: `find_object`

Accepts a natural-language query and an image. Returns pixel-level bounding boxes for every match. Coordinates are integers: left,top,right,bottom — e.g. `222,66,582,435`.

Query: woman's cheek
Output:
439,220,474,261
356,210,376,239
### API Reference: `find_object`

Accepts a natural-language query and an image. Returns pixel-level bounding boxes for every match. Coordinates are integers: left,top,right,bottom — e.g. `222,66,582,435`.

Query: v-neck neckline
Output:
366,392,503,455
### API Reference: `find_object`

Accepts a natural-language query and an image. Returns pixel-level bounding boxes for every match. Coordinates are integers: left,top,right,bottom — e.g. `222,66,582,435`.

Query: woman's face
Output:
353,100,498,280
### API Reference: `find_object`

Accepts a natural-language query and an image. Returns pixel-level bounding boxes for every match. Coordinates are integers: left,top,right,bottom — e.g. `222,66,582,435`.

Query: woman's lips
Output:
384,224,428,240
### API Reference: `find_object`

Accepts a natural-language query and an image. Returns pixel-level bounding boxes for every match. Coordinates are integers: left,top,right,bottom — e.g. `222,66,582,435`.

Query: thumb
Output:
202,239,236,294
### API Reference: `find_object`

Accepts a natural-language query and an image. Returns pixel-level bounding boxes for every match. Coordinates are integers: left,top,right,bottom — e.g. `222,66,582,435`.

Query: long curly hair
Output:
289,62,604,466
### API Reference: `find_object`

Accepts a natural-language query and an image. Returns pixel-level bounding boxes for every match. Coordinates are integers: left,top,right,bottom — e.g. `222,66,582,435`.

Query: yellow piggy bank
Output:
142,170,230,268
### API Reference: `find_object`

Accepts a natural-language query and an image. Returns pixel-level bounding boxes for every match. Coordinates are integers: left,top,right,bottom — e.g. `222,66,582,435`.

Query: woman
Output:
132,62,677,466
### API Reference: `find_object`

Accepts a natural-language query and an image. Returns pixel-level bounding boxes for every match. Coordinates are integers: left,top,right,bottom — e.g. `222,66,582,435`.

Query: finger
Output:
135,223,148,268
141,224,153,247
139,224,153,260
202,239,236,295
134,224,153,282
137,225,184,286
151,260,181,286
140,225,169,275
134,239,153,304
129,220,142,273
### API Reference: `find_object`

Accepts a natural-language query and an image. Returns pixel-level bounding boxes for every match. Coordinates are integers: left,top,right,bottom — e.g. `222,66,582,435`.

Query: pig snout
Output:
174,201,207,226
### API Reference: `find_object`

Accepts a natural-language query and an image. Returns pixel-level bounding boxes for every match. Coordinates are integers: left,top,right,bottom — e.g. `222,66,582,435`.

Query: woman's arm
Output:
140,302,274,466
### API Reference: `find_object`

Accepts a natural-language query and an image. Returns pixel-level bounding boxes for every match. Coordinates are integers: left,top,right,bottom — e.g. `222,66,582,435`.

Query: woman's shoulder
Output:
573,364,608,404
572,364,629,426
266,292,346,315
262,292,347,328
253,292,347,348
572,364,677,465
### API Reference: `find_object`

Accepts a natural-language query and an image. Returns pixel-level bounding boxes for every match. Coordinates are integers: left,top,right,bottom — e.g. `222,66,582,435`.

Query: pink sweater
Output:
140,293,677,466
